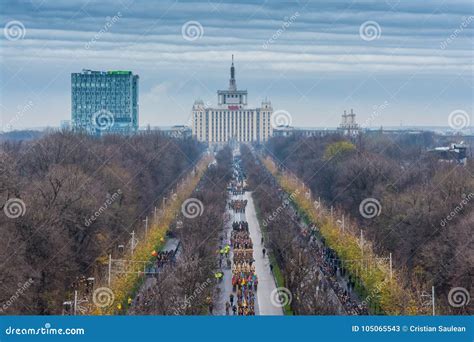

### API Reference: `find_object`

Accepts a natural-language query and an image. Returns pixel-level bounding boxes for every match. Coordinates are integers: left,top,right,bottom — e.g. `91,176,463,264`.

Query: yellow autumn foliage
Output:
324,141,356,160
262,156,420,315
93,155,212,315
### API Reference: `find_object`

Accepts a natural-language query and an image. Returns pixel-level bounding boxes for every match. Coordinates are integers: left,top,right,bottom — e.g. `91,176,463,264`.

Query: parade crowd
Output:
229,180,245,195
154,250,175,268
224,156,258,315
229,199,248,213
230,220,257,315
305,228,369,315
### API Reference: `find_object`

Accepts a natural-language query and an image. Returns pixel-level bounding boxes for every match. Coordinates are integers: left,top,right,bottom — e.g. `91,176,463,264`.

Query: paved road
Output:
215,191,283,315
244,191,283,315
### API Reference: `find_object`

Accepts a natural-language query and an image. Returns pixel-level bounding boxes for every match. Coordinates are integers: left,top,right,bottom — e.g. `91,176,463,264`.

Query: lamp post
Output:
143,216,149,239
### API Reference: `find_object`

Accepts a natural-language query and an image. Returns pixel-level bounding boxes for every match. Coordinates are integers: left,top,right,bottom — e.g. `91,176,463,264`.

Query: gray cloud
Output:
0,0,472,129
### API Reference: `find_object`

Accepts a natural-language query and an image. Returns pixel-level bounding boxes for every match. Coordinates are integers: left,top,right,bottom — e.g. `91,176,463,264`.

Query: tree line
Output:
265,132,473,314
0,131,203,314
131,146,233,314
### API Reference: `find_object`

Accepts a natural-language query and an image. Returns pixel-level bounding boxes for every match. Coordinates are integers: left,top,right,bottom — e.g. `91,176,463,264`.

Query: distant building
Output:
272,110,360,139
337,109,359,136
429,143,468,165
71,69,139,135
273,126,338,137
154,125,192,139
60,120,72,131
192,56,273,144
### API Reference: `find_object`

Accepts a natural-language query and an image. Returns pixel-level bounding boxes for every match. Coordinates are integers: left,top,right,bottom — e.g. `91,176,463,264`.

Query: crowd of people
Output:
307,232,368,315
220,155,259,316
229,199,248,213
231,221,248,230
231,221,253,262
275,188,368,315
144,249,177,275
154,250,175,268
230,220,257,315
218,244,231,268
229,180,245,195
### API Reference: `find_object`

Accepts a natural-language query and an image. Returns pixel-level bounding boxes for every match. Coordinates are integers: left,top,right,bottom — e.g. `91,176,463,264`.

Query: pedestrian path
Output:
244,191,283,315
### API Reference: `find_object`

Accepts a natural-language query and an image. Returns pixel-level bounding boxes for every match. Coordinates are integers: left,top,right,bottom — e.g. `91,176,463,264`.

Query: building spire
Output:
229,55,236,91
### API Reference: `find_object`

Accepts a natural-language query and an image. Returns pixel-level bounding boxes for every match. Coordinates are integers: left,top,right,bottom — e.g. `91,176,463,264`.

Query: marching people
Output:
225,301,230,315
229,219,257,316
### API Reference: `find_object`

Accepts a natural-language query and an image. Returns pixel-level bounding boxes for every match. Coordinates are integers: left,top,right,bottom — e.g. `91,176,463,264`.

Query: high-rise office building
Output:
71,69,139,135
191,56,273,144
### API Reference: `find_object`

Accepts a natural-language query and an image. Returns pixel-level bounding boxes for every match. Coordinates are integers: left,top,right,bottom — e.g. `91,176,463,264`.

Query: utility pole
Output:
130,231,136,257
108,254,112,286
342,214,345,232
421,286,435,316
73,290,78,316
154,206,157,221
360,229,364,256
143,216,149,240
389,252,393,280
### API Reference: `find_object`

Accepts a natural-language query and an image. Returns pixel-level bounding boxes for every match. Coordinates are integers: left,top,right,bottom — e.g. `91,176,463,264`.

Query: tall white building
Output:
192,56,273,144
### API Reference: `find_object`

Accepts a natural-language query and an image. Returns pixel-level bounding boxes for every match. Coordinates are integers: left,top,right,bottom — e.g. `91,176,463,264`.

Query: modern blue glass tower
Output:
71,69,139,135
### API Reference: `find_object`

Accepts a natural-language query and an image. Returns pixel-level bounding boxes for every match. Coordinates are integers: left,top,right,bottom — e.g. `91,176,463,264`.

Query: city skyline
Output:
0,0,473,131
0,0,473,330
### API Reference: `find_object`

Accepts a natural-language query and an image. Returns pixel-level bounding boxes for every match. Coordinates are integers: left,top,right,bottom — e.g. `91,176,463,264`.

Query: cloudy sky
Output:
0,0,473,130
